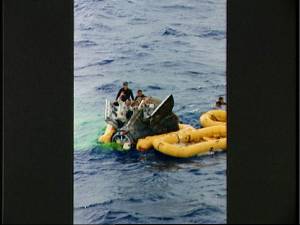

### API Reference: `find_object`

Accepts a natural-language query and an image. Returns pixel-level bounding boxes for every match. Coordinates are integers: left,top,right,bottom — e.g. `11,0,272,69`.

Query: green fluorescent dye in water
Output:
98,142,128,152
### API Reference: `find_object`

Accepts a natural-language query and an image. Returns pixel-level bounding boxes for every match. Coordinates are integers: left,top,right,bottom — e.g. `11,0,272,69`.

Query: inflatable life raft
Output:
136,110,227,158
199,109,226,127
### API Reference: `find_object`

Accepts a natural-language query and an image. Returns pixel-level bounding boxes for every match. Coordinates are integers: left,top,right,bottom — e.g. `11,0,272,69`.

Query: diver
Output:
134,89,147,101
116,82,134,102
215,96,227,110
117,91,127,102
215,101,222,109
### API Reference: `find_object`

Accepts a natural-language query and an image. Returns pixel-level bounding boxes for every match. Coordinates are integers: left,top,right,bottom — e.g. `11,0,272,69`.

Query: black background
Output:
3,0,73,224
2,0,298,224
227,0,298,223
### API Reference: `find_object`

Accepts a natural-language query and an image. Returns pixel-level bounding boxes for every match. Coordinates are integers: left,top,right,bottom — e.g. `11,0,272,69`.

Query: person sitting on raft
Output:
116,81,134,102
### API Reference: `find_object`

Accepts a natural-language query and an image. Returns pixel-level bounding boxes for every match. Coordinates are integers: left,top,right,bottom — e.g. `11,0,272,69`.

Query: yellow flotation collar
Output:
98,124,116,144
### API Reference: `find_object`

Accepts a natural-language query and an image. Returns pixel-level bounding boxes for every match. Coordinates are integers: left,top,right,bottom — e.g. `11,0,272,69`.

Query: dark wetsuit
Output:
215,101,227,110
116,88,134,101
216,101,226,106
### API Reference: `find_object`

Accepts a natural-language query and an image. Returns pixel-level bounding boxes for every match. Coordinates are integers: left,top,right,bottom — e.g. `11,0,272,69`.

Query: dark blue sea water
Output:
74,0,226,223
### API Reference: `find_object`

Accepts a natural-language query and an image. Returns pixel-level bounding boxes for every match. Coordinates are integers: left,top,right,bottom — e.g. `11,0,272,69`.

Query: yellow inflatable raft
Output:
152,126,226,158
199,109,226,127
137,110,227,158
136,123,195,151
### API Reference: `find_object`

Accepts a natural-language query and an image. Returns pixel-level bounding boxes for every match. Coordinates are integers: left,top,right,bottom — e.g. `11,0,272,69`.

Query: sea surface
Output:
74,0,226,223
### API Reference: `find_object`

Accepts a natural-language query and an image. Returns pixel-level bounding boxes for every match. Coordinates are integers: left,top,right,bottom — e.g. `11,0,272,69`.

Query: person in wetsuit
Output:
134,90,147,101
116,82,134,102
215,96,227,110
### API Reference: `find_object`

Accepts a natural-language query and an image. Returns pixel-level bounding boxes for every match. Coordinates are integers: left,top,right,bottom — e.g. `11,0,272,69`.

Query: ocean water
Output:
74,0,226,224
